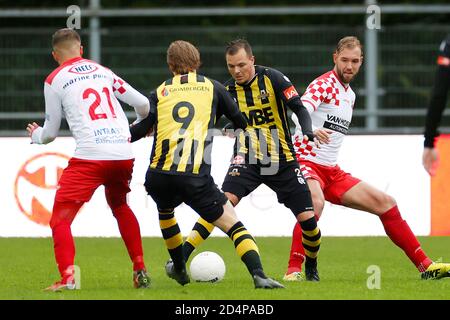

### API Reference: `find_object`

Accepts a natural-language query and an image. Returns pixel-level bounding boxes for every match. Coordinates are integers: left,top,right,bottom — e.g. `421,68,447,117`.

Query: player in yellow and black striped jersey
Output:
133,71,243,177
226,65,305,163
183,39,322,281
130,40,283,289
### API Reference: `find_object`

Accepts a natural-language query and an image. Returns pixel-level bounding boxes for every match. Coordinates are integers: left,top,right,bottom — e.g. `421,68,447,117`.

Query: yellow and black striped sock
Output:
159,209,185,269
227,221,265,277
183,217,215,260
300,217,321,269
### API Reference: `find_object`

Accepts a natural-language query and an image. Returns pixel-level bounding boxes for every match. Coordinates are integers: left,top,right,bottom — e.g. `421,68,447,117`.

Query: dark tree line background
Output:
0,0,449,132
1,0,449,27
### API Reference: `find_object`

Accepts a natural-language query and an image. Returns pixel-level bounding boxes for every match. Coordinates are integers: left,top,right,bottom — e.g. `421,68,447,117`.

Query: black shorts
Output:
222,161,313,216
144,170,228,223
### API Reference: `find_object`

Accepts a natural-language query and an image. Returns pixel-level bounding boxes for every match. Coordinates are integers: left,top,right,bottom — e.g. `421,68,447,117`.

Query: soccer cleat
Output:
283,271,305,282
133,269,151,288
253,275,285,289
421,262,450,280
165,259,190,286
44,278,76,292
305,266,320,281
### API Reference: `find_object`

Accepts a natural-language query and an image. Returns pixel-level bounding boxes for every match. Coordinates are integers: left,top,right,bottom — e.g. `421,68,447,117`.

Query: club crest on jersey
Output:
257,89,270,100
283,85,298,100
229,168,240,176
161,87,169,97
68,63,98,74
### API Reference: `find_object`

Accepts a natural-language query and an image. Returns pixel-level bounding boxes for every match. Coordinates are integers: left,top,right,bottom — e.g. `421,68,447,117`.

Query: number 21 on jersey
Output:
82,87,117,121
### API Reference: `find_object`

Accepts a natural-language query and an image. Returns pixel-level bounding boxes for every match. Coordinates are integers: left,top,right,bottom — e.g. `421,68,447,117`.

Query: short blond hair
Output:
335,36,363,56
167,40,201,74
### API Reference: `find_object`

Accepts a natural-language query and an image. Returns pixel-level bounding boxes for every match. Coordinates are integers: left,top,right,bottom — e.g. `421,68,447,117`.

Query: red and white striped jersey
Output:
32,57,149,160
292,70,355,166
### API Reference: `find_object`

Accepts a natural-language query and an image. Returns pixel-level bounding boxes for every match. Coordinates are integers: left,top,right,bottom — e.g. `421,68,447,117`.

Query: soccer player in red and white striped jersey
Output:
285,36,450,281
26,28,151,291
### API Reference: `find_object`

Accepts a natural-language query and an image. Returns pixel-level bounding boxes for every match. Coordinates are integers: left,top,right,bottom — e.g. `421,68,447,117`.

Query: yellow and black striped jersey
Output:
226,65,301,163
130,71,246,176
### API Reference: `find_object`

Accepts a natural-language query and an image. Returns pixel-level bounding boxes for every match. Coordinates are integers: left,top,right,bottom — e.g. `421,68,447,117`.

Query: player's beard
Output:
336,67,358,84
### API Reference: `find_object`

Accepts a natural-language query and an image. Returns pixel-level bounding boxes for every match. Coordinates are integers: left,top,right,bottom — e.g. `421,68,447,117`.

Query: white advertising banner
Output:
0,135,429,237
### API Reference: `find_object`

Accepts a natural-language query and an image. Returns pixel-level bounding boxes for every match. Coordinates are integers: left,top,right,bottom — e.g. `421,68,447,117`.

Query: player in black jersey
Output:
183,39,323,281
423,35,450,176
131,40,283,289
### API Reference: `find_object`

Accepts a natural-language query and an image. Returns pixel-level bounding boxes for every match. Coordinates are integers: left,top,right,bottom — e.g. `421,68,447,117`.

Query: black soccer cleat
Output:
165,259,190,286
305,266,320,281
253,275,285,289
133,269,151,289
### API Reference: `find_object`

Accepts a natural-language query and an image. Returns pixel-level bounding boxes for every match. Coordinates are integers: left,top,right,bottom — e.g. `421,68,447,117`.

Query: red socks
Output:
380,206,432,272
112,204,146,271
51,201,146,278
287,215,320,273
287,222,306,273
287,206,433,274
50,201,83,277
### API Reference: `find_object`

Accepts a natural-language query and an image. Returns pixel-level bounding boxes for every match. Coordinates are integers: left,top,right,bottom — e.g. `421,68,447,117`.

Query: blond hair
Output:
167,40,201,74
335,36,363,56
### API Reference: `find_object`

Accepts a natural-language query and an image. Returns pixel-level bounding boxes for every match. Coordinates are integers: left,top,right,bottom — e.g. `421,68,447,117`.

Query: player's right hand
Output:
422,147,439,176
314,128,332,145
26,122,40,137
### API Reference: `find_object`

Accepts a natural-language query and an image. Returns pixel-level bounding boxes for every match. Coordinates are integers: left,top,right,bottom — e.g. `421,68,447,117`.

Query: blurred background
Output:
0,0,449,136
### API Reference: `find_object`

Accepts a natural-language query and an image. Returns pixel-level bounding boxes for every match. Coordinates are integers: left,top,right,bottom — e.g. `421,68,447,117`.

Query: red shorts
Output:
299,160,360,205
55,158,134,207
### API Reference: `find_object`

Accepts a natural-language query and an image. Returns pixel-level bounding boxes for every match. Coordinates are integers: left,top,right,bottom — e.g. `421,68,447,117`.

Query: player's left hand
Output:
314,128,333,145
26,122,40,137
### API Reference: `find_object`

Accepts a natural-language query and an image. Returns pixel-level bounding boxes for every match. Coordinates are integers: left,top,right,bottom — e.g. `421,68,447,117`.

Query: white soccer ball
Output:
189,251,226,283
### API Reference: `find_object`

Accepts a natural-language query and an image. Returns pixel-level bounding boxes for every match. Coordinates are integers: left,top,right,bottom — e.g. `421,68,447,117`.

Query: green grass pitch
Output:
0,236,449,300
